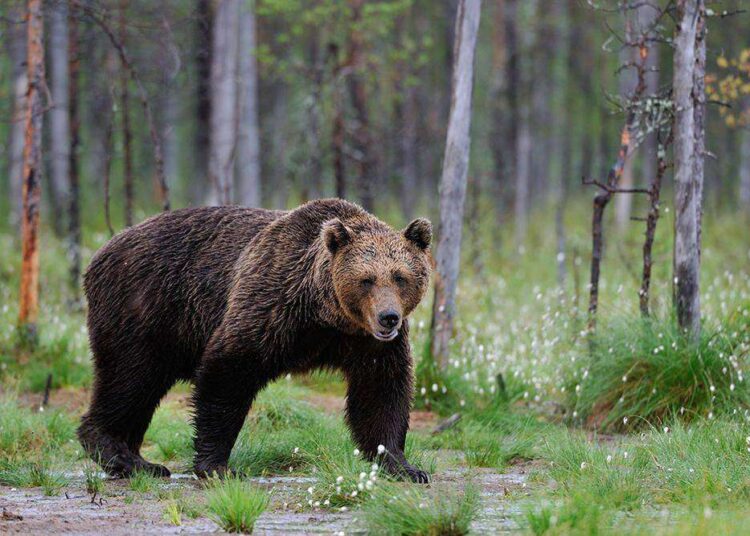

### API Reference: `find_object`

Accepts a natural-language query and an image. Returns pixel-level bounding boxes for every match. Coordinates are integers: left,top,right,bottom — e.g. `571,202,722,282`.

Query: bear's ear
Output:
322,218,352,254
403,218,432,250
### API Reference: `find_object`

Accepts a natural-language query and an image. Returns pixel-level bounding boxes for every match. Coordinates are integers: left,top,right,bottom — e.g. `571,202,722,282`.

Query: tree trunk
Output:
209,0,241,205
504,0,519,222
693,3,706,258
119,0,134,225
672,0,703,338
7,14,27,228
236,0,261,207
396,73,419,219
489,0,508,224
18,0,45,345
639,2,660,210
614,8,637,232
347,0,374,211
330,43,346,199
304,38,324,200
741,127,750,210
67,5,81,308
269,82,289,209
193,0,212,204
48,1,69,237
430,0,482,370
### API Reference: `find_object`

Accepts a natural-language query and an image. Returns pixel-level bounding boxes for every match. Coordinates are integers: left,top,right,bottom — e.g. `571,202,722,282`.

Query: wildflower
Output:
336,476,344,483
606,455,612,463
353,449,360,456
377,445,386,455
580,462,587,470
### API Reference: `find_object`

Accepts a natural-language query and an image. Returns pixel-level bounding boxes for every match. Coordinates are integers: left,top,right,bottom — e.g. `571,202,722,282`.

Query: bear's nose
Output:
378,310,400,329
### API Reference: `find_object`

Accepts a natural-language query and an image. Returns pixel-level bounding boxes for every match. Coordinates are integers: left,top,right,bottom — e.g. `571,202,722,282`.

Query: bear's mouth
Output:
373,328,399,342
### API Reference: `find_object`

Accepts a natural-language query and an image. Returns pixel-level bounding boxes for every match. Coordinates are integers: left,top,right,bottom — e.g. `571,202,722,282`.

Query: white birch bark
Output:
209,0,241,205
7,17,27,227
672,0,702,338
49,0,70,224
236,0,261,207
430,0,482,369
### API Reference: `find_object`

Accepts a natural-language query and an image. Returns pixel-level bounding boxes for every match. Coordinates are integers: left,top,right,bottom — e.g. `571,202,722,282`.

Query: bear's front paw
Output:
404,465,430,484
194,463,235,479
383,459,431,484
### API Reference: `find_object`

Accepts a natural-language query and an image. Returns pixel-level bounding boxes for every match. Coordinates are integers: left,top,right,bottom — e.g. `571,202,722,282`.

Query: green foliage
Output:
362,482,479,536
0,460,69,496
205,476,270,533
128,470,163,494
144,405,194,464
83,464,104,496
527,418,750,533
567,315,750,431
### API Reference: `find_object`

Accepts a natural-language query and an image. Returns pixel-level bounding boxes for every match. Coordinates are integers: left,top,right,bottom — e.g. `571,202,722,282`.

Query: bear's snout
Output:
378,309,400,329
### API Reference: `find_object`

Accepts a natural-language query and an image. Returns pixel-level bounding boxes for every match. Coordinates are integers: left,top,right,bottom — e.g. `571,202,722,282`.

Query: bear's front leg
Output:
343,333,429,484
192,335,267,478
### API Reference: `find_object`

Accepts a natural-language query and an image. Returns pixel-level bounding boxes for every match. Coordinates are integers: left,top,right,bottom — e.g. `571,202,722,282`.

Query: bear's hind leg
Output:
79,357,175,478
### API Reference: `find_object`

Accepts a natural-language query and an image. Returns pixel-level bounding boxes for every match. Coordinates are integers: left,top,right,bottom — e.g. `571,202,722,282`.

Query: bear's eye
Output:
360,277,375,289
394,273,407,286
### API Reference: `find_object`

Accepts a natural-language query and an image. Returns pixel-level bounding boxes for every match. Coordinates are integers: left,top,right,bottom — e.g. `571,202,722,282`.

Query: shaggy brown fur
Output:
78,199,432,482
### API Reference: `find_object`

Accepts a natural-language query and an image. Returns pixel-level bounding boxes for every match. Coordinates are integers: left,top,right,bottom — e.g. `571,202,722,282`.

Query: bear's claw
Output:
404,466,431,484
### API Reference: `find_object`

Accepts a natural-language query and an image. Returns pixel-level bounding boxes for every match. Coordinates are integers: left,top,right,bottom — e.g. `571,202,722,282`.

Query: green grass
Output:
567,315,750,431
128,470,163,494
521,417,750,534
83,463,104,496
205,476,270,533
0,460,69,495
362,482,479,536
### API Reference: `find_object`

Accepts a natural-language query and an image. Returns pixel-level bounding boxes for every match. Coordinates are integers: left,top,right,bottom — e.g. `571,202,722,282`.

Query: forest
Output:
1,0,750,534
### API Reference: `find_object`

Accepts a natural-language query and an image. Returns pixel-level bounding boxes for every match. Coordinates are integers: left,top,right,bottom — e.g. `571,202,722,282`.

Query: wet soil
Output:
0,463,533,535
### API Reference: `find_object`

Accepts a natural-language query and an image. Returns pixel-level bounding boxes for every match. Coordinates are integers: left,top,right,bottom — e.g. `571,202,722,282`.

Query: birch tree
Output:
18,0,45,344
672,0,704,338
7,12,27,228
67,4,82,307
430,0,482,370
236,0,262,208
48,1,70,236
209,0,241,204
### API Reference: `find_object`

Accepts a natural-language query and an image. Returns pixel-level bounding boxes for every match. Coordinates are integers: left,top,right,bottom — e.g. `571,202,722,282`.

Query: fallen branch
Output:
431,413,462,435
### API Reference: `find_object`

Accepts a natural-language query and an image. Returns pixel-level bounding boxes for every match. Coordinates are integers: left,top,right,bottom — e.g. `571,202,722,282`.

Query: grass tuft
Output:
362,482,479,536
205,476,270,533
568,316,750,431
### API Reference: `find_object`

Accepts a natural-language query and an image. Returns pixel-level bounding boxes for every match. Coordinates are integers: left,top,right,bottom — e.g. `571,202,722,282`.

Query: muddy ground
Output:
1,390,535,534
0,465,532,535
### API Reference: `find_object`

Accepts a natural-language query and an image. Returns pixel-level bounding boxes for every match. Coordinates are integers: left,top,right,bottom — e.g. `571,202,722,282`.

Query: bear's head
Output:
322,217,432,341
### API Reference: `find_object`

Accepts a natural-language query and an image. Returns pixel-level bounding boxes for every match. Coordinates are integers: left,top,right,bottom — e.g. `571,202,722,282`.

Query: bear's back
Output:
84,206,284,370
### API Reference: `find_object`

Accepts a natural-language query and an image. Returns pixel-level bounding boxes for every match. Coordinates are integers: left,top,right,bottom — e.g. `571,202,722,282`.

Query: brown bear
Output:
78,198,432,483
